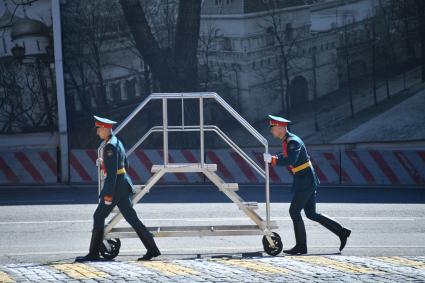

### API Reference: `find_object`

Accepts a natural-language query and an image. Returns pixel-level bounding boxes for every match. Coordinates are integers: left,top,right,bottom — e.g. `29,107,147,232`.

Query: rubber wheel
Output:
100,238,121,260
262,232,283,256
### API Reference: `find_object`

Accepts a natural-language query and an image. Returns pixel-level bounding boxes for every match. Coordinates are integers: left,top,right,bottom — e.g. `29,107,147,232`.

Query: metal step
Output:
202,169,239,192
133,185,145,192
151,163,217,173
240,202,259,210
107,223,278,238
221,182,239,191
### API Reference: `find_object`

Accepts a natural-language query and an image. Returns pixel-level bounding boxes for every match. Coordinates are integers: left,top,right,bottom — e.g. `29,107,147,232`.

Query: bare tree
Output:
116,0,204,148
363,17,378,106
198,24,220,91
385,0,418,64
119,0,201,92
258,0,308,118
62,0,122,113
110,0,180,96
0,59,57,133
339,18,355,117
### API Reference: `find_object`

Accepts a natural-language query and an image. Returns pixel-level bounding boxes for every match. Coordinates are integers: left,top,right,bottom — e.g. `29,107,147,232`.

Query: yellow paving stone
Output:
212,259,290,274
50,263,108,279
290,256,380,274
0,271,14,283
136,261,200,276
375,256,425,269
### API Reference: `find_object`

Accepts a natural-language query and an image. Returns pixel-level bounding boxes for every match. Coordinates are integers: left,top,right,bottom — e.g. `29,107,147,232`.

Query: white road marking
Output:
0,220,92,225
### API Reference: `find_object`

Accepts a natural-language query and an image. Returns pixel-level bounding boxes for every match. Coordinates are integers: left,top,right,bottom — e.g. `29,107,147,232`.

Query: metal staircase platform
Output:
97,92,282,258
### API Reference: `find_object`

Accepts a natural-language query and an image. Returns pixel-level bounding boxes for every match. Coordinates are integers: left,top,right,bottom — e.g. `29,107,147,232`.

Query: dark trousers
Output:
94,193,146,231
93,191,159,252
289,189,343,236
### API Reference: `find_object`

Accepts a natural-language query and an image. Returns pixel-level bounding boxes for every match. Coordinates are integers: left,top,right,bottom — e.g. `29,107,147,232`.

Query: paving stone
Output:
1,256,425,282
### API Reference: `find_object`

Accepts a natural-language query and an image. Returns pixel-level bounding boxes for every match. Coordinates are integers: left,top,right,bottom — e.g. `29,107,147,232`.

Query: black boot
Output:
283,221,307,255
75,229,104,262
316,214,351,251
135,225,161,261
338,228,351,251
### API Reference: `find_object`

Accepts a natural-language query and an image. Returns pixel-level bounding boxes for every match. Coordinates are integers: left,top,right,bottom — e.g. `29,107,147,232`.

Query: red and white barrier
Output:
69,148,425,186
341,150,425,185
1,148,424,185
0,149,57,184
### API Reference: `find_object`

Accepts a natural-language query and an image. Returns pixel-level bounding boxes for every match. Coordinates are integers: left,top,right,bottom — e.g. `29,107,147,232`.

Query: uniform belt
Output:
291,160,312,174
117,168,126,175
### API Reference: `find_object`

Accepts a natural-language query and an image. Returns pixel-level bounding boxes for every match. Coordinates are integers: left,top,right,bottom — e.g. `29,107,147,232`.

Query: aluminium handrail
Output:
126,125,265,178
212,93,268,148
109,92,268,150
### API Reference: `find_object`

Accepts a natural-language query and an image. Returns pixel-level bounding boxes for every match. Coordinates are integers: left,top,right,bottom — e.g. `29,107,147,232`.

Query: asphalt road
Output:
0,185,424,266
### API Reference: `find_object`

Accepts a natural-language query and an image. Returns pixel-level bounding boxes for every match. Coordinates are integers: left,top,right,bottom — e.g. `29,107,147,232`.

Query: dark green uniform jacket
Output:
100,135,136,200
273,131,320,192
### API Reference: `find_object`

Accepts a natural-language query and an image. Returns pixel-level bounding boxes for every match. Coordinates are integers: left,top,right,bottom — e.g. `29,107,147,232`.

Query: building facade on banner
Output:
198,0,418,122
62,0,379,126
199,0,339,122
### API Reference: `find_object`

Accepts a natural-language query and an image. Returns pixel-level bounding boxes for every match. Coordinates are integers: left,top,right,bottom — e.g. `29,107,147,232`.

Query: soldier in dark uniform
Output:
263,115,351,255
75,116,161,262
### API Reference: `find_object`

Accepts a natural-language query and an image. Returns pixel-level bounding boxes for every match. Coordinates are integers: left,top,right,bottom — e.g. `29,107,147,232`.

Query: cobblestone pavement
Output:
1,255,425,282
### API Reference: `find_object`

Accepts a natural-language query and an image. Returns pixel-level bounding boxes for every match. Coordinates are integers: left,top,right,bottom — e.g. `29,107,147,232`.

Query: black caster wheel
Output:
262,232,283,256
100,238,121,260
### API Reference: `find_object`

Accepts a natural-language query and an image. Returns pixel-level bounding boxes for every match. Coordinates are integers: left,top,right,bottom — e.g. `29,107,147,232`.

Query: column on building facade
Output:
105,82,113,103
134,76,141,97
89,87,97,108
126,77,135,100
111,81,120,103
120,79,127,101
74,92,82,111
